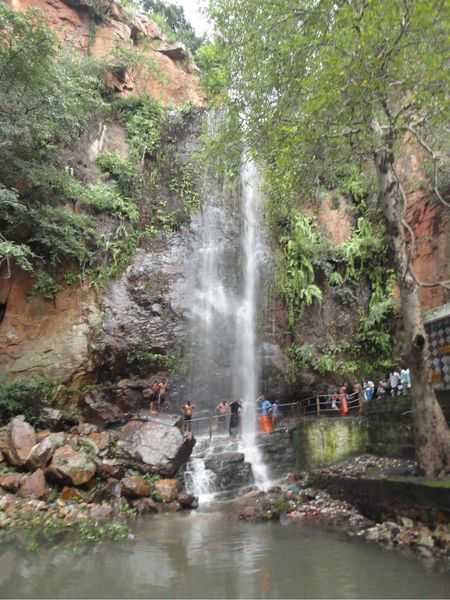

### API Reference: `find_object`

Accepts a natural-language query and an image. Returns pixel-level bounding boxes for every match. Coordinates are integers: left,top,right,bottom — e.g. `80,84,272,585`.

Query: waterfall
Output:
184,115,270,494
237,158,270,487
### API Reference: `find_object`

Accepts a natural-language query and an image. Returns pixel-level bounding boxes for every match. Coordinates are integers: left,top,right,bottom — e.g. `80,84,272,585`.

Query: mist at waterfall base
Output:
184,142,270,492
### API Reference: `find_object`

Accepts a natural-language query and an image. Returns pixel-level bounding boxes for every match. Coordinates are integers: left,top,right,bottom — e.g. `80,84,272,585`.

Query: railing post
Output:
208,416,213,441
316,396,321,417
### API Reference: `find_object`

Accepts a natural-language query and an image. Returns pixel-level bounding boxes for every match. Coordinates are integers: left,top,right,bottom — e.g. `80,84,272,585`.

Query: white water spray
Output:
236,158,270,487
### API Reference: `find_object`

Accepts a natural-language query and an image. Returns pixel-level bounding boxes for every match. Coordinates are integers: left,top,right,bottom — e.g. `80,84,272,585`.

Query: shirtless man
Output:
182,400,194,433
158,378,169,412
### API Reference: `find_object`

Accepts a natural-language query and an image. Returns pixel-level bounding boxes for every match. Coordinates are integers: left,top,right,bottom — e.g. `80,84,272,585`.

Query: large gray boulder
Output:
47,445,96,486
26,433,66,469
204,452,254,491
7,417,36,466
117,422,195,476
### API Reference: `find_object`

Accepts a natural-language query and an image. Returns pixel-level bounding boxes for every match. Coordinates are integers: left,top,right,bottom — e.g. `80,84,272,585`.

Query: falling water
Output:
236,158,270,487
184,114,270,493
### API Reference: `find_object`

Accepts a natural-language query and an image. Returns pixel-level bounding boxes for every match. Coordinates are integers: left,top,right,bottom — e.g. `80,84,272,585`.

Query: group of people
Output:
145,378,169,413
327,367,412,416
362,367,412,401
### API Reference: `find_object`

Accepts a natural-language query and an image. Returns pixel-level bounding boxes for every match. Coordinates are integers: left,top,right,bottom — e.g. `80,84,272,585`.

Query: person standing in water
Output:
182,400,194,433
216,400,229,433
229,399,242,438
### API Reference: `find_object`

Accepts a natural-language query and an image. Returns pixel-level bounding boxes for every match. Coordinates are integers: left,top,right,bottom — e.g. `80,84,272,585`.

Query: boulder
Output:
38,408,65,429
18,469,48,499
204,452,254,492
7,418,36,466
158,501,181,513
27,433,65,469
0,473,24,493
98,459,125,480
121,476,150,498
178,492,198,510
132,497,159,514
81,390,125,426
117,422,195,476
47,445,96,486
153,479,178,502
88,431,111,451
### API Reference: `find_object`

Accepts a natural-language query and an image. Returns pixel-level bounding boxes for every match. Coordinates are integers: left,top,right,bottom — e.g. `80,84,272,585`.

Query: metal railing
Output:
181,392,364,439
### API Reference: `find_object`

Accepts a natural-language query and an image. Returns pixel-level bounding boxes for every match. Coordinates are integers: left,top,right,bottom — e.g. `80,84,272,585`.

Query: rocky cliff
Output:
6,0,204,106
1,0,449,409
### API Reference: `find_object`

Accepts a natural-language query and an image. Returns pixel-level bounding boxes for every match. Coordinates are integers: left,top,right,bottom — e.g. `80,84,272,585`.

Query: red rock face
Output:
399,141,450,311
407,191,450,310
5,0,205,107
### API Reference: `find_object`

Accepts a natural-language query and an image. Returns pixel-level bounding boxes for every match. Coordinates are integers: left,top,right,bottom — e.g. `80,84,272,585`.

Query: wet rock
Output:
0,473,24,493
117,422,195,476
178,492,198,509
18,469,48,499
90,478,122,503
26,433,65,469
154,479,178,502
47,445,96,486
89,503,113,521
158,501,181,513
121,476,150,498
204,452,254,492
132,497,159,514
7,418,36,466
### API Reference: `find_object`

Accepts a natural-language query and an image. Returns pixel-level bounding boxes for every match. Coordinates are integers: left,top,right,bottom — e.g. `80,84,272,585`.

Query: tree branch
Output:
404,124,450,209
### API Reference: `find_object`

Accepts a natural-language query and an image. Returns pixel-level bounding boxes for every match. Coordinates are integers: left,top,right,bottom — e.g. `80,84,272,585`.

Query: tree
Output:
140,0,205,52
209,0,450,475
0,5,106,274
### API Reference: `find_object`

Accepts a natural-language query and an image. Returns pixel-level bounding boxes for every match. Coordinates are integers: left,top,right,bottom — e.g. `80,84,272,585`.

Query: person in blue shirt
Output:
257,394,273,416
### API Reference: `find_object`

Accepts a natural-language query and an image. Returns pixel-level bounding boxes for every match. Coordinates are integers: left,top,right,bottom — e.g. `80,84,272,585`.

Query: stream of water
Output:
185,134,270,493
2,508,449,599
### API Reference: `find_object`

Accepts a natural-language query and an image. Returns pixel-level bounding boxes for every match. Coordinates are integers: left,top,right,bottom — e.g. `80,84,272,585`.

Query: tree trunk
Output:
375,144,450,477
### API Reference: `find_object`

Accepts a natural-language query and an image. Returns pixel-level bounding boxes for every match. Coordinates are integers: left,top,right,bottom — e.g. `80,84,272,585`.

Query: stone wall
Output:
292,417,369,471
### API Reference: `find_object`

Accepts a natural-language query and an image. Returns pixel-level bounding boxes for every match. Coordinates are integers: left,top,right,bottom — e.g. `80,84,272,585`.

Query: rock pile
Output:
0,415,197,536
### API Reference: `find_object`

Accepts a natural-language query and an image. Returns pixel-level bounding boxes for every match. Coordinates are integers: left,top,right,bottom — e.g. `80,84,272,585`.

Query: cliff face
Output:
0,0,205,390
6,0,205,106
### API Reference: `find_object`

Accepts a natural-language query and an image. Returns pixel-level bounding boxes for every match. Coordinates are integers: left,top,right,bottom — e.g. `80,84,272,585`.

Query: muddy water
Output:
1,507,449,598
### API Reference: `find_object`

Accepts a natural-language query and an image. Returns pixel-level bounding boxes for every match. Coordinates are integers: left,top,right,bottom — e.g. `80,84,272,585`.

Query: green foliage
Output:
195,41,229,102
27,206,98,268
169,164,200,213
82,183,139,222
277,213,324,324
96,151,141,197
140,0,205,52
0,375,56,424
0,5,106,278
90,226,141,288
339,218,386,281
114,95,165,161
12,510,131,551
126,350,180,375
29,271,58,300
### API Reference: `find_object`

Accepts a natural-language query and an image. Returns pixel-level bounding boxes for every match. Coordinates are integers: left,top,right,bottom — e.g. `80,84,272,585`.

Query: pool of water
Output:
1,506,449,598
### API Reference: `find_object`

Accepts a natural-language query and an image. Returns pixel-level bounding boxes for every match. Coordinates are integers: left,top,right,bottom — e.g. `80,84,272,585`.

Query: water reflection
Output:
1,508,450,599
